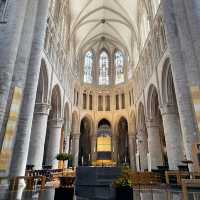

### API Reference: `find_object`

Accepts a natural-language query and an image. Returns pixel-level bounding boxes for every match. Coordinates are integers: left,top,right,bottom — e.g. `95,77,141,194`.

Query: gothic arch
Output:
162,58,177,106
147,84,160,120
81,114,94,135
78,116,92,166
36,59,49,103
114,115,128,136
137,102,146,129
117,117,129,164
97,118,112,129
49,84,62,119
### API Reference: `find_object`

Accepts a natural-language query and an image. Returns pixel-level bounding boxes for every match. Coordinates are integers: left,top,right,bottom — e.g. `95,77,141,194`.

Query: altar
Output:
94,121,115,167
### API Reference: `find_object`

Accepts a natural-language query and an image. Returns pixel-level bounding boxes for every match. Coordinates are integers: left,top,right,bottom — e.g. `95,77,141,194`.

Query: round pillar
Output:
72,133,80,167
137,128,148,171
128,134,137,170
91,135,97,163
45,119,63,169
163,0,199,164
0,0,29,144
161,105,184,170
146,120,163,170
9,0,51,177
27,103,50,169
112,135,118,163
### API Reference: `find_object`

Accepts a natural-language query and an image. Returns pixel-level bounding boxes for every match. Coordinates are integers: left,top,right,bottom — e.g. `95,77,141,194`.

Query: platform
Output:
75,167,121,200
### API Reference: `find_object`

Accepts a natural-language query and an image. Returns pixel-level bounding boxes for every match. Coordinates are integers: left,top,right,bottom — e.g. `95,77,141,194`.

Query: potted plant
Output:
55,153,75,200
113,167,133,200
66,154,73,168
56,152,69,167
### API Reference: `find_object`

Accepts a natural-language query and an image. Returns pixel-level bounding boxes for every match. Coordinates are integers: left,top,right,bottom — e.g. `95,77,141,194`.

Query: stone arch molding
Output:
114,115,128,136
80,114,94,136
146,84,160,120
161,58,177,106
36,59,49,103
49,84,62,120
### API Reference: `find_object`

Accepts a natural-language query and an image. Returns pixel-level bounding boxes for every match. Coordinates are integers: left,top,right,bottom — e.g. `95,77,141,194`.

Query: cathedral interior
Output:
1,0,200,199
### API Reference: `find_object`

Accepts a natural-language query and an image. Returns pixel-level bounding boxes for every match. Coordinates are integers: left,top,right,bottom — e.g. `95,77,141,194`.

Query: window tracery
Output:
99,51,109,85
115,51,124,84
84,51,93,84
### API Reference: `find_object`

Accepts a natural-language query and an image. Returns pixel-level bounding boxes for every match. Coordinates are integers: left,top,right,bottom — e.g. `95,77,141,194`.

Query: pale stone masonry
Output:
0,1,199,194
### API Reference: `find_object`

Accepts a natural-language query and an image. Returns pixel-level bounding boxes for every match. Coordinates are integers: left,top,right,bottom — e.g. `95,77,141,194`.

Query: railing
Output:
0,169,76,200
0,170,200,200
165,171,200,185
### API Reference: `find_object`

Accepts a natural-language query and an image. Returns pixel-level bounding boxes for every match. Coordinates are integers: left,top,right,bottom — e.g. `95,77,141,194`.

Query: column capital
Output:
34,103,50,115
72,133,80,139
145,119,160,128
48,118,63,128
160,104,178,115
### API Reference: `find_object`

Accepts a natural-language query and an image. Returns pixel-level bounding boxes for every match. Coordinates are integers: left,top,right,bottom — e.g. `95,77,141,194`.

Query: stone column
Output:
128,134,137,170
27,103,50,169
146,120,163,170
9,0,50,177
72,133,80,167
112,135,118,163
163,0,199,163
91,135,97,163
161,105,184,170
137,128,148,171
64,134,70,153
0,0,29,145
45,119,63,169
173,0,200,81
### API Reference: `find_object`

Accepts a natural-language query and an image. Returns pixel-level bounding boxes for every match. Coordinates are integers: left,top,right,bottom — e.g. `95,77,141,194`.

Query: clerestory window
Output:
99,51,109,85
84,51,93,83
115,51,124,84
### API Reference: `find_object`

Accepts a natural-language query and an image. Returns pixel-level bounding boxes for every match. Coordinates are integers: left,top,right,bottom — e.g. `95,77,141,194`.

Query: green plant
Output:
56,153,70,161
113,167,133,188
67,154,73,161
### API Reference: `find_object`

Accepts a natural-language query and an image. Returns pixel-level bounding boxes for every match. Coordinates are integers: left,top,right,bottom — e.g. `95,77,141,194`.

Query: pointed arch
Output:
99,50,110,85
49,84,62,119
36,60,49,103
83,50,93,83
115,50,124,84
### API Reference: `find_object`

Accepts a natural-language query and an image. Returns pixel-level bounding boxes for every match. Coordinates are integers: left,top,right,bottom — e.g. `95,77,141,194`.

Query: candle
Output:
81,156,83,165
125,156,127,163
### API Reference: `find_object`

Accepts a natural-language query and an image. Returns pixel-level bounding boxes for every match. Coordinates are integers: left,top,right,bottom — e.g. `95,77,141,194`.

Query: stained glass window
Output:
84,51,93,83
99,51,109,85
115,51,124,84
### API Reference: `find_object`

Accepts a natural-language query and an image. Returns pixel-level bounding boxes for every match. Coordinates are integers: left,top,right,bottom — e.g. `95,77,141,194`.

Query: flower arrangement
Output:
113,167,133,188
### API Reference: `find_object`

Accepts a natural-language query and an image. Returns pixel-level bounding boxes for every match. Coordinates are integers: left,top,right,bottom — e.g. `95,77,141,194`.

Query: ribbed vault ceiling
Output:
69,0,138,61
